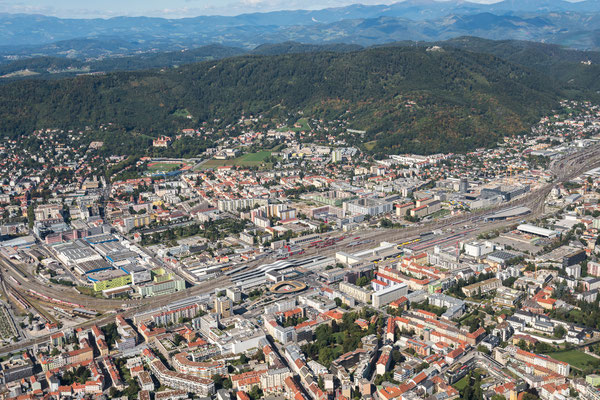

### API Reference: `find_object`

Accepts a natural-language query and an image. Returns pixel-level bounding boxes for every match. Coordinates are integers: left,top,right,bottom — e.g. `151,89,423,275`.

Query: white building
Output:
566,264,581,279
463,241,496,258
372,283,408,308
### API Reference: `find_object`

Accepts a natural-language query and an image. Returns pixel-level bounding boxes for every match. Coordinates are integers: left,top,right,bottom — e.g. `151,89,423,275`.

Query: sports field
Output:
201,150,274,169
147,161,185,172
544,350,600,370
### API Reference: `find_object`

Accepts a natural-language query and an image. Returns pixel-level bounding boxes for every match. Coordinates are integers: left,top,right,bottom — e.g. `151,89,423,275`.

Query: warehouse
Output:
74,259,112,275
486,251,521,266
517,224,559,239
84,233,118,245
53,240,102,264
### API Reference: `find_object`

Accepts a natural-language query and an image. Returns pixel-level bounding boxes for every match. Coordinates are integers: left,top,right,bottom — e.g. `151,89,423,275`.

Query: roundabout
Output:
269,280,307,294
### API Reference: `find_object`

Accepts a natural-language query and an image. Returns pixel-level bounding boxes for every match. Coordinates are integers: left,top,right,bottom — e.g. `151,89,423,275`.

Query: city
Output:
3,0,600,399
1,98,600,400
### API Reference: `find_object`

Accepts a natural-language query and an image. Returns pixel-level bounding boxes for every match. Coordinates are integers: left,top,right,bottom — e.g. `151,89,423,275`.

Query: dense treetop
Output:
0,45,566,154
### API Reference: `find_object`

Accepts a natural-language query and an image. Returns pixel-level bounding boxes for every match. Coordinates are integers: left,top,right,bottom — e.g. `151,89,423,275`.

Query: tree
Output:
101,323,120,348
392,349,403,364
213,374,225,390
27,205,35,229
356,276,370,287
318,347,335,367
173,333,184,346
248,385,263,400
223,377,233,389
253,349,265,362
534,341,555,353
517,339,528,351
553,325,566,338
109,387,119,398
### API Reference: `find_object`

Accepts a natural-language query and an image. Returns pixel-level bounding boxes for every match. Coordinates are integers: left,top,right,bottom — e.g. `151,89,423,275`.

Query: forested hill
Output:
0,45,565,155
436,37,600,94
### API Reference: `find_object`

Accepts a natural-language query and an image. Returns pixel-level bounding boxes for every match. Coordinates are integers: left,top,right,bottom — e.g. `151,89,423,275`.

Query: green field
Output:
201,150,274,169
544,350,600,370
147,162,184,172
172,108,192,118
276,117,311,133
453,375,469,391
293,118,310,132
363,140,377,151
429,209,451,219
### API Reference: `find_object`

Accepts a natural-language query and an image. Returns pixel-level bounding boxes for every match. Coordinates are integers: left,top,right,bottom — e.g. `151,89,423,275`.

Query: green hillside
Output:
0,45,565,155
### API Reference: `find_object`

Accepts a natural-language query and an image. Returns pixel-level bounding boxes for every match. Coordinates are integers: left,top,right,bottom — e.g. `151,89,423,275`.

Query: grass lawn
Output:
544,350,600,370
202,150,274,169
293,118,310,132
172,108,192,118
453,375,469,391
76,286,104,299
429,209,451,219
276,118,310,133
364,140,377,151
239,150,272,163
147,161,184,172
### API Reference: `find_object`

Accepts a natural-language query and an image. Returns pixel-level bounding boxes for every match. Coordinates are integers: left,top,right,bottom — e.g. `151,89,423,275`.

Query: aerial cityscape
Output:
2,1,600,400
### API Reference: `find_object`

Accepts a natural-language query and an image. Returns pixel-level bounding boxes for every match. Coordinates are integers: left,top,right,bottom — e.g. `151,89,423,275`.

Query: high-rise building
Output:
459,178,469,193
214,296,232,318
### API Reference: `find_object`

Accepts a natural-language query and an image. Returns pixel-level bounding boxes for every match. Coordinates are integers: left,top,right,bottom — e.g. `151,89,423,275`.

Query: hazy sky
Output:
0,0,505,18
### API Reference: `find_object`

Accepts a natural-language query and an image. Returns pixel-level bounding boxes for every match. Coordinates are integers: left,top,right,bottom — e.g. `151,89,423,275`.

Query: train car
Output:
72,308,99,319
308,240,323,248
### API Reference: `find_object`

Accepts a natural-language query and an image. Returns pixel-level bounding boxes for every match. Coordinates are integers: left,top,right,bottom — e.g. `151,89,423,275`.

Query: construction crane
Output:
508,165,526,186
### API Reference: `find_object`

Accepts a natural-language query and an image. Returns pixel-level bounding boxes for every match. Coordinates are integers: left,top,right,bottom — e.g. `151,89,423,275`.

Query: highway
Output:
2,143,600,356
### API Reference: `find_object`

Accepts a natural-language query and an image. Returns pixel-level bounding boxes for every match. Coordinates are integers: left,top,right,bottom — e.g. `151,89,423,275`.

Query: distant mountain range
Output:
0,43,365,81
1,0,600,63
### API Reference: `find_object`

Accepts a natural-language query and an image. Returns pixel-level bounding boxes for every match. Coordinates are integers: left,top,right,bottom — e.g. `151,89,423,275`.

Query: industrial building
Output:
88,268,132,291
517,224,559,239
52,240,104,270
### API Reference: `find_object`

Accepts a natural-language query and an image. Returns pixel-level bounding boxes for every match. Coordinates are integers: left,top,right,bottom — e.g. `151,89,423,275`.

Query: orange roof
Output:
416,309,437,318
237,392,251,400
322,310,344,321
283,308,303,318
412,372,427,384
537,298,557,305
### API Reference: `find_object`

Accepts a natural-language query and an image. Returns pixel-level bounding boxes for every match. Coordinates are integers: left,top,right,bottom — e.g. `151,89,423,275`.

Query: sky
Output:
0,0,505,18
